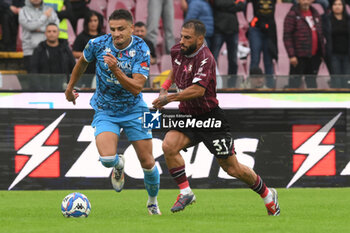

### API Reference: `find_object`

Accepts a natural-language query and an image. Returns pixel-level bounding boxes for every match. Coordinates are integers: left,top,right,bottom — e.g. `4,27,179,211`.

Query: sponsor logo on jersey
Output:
140,62,149,70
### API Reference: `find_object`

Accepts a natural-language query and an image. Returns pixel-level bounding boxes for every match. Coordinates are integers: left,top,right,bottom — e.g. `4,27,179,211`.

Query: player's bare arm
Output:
65,56,89,104
152,84,205,109
159,69,175,96
103,53,146,96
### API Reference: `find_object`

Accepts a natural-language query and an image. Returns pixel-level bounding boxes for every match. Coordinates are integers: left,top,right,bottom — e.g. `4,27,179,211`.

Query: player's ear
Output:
198,35,204,45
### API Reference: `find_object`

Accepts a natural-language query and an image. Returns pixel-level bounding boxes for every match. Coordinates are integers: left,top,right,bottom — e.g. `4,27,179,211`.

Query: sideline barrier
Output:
1,92,350,190
2,74,350,90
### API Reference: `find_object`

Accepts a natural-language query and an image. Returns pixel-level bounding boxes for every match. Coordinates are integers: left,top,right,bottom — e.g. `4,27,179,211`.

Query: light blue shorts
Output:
91,109,152,141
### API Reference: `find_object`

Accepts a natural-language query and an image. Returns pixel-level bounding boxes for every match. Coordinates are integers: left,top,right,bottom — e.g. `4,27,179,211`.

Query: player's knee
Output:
98,148,117,158
162,141,179,156
139,156,155,169
222,164,242,179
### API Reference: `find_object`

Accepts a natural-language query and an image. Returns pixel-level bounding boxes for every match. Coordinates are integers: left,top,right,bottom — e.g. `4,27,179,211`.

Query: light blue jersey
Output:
83,34,152,140
83,34,150,119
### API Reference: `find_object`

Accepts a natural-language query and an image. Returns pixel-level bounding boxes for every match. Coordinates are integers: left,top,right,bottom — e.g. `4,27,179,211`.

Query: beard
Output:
180,43,197,55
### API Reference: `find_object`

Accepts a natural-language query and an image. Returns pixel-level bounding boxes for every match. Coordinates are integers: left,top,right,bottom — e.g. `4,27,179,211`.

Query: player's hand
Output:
65,89,79,105
290,57,298,67
152,95,169,109
103,53,118,70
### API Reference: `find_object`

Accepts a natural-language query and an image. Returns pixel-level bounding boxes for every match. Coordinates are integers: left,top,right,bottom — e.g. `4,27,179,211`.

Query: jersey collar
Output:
185,43,205,58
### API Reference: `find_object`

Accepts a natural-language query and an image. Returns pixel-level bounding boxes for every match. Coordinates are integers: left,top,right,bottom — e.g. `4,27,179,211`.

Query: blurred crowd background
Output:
1,0,349,91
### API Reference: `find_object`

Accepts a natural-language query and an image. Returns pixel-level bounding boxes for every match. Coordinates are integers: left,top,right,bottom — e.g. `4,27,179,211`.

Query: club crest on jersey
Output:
129,49,136,57
104,47,111,54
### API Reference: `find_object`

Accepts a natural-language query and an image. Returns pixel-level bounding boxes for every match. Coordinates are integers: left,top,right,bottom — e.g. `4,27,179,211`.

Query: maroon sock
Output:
169,165,189,190
250,175,268,198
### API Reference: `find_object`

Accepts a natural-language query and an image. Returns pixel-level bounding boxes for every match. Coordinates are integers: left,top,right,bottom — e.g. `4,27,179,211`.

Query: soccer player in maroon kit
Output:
152,19,280,215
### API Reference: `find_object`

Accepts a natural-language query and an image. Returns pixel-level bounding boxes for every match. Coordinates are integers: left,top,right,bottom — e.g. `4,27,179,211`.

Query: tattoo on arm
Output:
160,95,169,106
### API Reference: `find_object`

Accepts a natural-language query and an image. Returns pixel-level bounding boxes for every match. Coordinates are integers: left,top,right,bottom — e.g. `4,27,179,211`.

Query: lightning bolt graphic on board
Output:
8,113,66,190
286,113,342,188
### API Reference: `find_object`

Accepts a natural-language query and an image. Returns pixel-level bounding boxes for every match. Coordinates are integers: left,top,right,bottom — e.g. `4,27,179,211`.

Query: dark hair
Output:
182,19,206,36
109,9,133,24
46,22,58,28
249,67,264,77
83,10,103,34
330,0,348,19
134,21,146,28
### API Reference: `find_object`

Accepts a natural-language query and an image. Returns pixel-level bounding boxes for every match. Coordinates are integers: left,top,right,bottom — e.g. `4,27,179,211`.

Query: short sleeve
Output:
83,38,97,63
132,43,150,78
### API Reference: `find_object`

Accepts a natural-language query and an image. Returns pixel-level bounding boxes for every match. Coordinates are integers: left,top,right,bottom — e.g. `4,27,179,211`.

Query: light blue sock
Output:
143,165,160,198
99,155,119,168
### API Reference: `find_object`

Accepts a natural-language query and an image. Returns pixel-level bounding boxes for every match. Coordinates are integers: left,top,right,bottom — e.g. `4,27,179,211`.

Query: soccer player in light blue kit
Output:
65,9,161,215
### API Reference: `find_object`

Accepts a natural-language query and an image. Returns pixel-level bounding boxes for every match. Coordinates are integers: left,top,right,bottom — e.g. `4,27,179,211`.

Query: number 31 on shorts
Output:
212,139,229,152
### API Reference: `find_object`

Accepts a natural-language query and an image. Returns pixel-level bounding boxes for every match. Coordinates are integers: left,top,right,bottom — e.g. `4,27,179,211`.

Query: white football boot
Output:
111,154,125,192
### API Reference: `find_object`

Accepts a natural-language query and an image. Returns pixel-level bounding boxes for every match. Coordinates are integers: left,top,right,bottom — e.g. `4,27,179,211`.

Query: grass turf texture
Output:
0,188,349,233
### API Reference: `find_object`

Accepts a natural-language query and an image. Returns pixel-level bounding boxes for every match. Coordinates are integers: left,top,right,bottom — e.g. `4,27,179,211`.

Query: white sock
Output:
115,155,124,169
263,188,273,205
180,187,192,195
148,196,157,205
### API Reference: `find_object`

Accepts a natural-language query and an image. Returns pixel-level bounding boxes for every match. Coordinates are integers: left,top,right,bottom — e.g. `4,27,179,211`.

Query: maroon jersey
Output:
171,43,218,115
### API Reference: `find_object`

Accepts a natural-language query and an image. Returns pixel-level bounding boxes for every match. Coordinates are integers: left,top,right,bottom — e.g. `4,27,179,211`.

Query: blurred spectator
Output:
19,0,59,72
69,0,90,32
146,0,175,54
31,23,75,79
182,0,214,49
241,67,268,88
0,0,25,51
322,0,350,88
72,10,103,74
283,0,325,88
211,0,245,79
134,21,157,65
247,0,277,88
292,0,329,12
43,0,72,40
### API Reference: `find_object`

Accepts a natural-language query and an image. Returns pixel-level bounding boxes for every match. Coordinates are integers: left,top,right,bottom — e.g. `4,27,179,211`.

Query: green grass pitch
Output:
0,188,349,233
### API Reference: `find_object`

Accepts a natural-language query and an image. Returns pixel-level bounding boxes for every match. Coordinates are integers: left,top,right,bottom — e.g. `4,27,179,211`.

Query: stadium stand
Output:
87,0,107,17
0,51,25,71
0,74,22,90
1,1,346,90
160,54,172,72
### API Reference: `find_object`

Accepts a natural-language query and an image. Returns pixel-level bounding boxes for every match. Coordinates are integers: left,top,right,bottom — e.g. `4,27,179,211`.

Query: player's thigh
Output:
131,139,154,169
162,130,192,155
95,131,119,157
94,120,120,157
